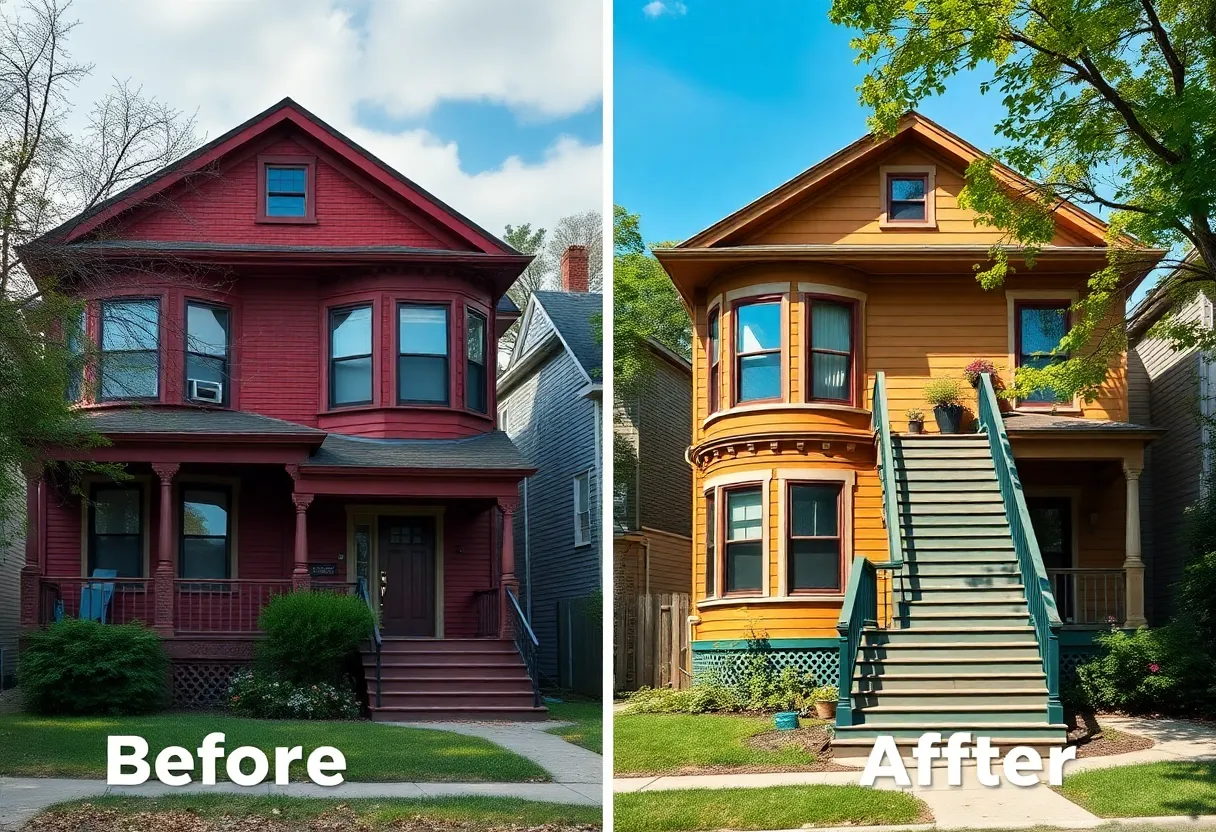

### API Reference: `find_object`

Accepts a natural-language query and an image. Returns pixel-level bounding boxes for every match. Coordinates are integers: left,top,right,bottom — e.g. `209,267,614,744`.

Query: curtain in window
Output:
788,484,842,591
810,302,851,400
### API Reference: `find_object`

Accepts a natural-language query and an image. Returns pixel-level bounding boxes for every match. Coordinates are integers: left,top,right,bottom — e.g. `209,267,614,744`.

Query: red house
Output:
18,98,548,721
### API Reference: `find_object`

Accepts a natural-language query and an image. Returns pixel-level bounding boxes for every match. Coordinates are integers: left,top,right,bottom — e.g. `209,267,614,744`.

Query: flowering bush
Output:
964,358,998,387
227,669,361,720
1075,626,1213,714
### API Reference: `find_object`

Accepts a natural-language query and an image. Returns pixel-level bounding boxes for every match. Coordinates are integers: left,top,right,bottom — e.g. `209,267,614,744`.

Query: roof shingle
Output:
303,430,533,470
533,290,603,379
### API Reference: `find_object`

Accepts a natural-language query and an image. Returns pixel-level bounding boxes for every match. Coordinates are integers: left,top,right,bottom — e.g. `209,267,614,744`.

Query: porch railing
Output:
976,372,1064,724
474,589,499,638
507,588,542,708
173,580,293,633
354,577,382,708
836,372,904,728
39,577,153,626
1047,569,1126,626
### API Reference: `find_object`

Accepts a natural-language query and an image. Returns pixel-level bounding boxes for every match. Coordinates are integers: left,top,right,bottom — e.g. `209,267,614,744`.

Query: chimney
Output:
560,245,589,293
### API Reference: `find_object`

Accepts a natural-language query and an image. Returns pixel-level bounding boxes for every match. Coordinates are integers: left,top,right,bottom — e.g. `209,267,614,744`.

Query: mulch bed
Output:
23,807,600,832
1067,712,1155,758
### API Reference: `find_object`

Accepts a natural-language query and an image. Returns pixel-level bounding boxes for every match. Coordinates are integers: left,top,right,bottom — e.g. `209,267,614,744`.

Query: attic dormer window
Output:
257,155,316,223
880,165,936,228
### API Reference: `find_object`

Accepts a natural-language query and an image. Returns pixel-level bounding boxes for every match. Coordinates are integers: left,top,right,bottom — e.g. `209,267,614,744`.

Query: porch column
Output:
19,467,44,629
1123,464,1147,628
292,493,313,590
498,498,520,639
151,463,180,636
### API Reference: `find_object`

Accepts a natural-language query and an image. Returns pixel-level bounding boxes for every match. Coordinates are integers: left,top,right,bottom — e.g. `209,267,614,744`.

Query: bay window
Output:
807,298,853,403
88,484,143,577
180,487,231,580
734,300,781,403
725,487,763,594
185,302,230,405
466,309,488,413
398,304,449,405
329,305,373,407
99,299,160,401
1016,301,1070,403
788,483,843,592
708,307,720,413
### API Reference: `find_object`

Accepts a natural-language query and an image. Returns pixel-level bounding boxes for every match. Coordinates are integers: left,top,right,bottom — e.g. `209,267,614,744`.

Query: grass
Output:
0,713,548,782
43,794,601,827
1057,761,1216,817
545,699,603,754
614,713,816,775
614,786,925,832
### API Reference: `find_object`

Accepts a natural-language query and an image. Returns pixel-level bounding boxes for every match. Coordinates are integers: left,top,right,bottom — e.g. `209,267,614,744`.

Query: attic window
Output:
257,155,316,223
880,166,936,228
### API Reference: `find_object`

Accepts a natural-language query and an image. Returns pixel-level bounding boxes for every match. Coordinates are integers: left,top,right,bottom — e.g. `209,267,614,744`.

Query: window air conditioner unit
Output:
187,379,223,404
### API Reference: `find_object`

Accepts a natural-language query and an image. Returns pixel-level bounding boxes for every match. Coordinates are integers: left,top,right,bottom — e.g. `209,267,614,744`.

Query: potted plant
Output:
923,377,965,434
906,408,924,434
964,358,998,389
812,684,838,720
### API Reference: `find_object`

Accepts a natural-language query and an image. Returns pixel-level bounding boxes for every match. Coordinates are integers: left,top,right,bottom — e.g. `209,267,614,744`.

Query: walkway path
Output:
402,720,603,785
614,718,1216,830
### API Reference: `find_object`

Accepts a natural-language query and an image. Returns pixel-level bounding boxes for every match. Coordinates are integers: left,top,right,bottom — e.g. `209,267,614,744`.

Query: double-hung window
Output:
185,302,230,405
466,309,488,413
704,490,716,597
99,299,160,400
574,471,592,546
265,166,307,217
88,484,143,577
1016,302,1070,403
887,174,928,222
329,305,373,407
725,487,763,594
788,483,843,592
180,487,231,580
734,300,781,403
65,307,86,402
398,304,449,404
807,298,853,403
708,308,720,413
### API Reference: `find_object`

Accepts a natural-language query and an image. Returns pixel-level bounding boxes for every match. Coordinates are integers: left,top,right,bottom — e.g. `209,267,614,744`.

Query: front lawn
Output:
614,713,819,775
1058,761,1216,817
546,699,603,754
0,713,548,782
615,786,926,832
35,795,600,830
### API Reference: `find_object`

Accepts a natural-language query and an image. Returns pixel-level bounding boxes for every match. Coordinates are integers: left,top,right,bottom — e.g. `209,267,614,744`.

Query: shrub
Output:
923,377,963,407
257,590,376,685
227,669,360,720
963,359,998,387
623,682,741,714
18,619,169,715
1076,625,1215,714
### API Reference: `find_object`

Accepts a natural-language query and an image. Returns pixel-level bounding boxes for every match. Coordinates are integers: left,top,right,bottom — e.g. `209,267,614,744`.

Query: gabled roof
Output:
680,111,1127,250
532,291,603,379
39,97,516,256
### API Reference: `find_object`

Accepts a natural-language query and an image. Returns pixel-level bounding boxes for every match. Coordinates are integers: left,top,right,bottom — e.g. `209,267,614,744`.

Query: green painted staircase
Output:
833,433,1069,758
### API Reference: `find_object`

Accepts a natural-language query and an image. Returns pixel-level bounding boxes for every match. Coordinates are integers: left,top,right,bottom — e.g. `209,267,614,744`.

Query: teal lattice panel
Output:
693,647,838,686
1061,649,1099,685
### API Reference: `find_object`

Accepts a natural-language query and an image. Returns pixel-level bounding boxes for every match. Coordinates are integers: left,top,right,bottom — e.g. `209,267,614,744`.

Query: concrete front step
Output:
832,734,1068,760
370,705,548,722
852,688,1050,708
855,672,1046,692
856,705,1051,725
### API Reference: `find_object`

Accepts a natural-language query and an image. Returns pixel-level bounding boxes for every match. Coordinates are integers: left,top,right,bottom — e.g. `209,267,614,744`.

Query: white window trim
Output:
775,468,856,598
879,165,937,229
573,470,593,548
1005,289,1081,413
703,469,773,598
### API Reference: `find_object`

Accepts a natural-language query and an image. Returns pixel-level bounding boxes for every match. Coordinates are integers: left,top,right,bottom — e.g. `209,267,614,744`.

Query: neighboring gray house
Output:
1129,280,1214,624
497,246,602,693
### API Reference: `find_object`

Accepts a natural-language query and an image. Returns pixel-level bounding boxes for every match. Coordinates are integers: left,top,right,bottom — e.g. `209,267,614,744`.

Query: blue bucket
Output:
774,711,799,731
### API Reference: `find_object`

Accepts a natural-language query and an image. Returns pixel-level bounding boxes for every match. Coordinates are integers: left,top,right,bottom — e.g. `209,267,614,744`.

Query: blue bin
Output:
774,711,799,731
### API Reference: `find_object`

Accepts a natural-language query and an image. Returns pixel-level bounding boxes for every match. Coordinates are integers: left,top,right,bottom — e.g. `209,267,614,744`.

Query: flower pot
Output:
813,700,836,720
774,711,800,731
907,419,924,435
933,404,964,434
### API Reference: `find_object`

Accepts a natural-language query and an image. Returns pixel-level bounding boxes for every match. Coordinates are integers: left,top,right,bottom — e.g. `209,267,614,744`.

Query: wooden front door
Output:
1027,496,1075,622
379,516,436,637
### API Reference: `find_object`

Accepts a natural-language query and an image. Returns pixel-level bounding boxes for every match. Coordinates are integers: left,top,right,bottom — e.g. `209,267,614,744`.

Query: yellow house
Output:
654,113,1165,754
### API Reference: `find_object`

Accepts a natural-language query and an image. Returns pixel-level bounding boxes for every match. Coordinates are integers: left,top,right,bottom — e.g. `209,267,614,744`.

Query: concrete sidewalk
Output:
402,720,603,785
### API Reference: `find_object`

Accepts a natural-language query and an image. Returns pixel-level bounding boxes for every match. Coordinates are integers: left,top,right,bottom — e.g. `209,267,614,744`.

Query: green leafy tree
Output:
828,0,1216,401
501,223,549,354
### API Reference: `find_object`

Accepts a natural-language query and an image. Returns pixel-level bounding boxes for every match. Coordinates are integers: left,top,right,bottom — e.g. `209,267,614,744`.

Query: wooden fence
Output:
615,592,690,692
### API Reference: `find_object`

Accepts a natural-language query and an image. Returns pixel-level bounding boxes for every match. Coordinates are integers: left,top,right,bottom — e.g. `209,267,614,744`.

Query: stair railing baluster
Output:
355,577,382,708
506,589,541,708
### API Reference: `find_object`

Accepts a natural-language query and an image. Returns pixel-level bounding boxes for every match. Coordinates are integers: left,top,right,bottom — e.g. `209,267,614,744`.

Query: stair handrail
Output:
506,588,542,708
355,577,382,708
975,371,1064,724
835,555,877,727
872,371,905,574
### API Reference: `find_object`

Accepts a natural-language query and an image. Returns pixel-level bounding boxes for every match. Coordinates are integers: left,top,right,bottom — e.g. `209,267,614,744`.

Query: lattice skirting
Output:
1061,648,1100,685
172,661,250,708
692,646,838,686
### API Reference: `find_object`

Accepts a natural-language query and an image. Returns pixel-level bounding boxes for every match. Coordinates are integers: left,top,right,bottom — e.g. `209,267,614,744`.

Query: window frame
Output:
257,155,316,224
573,470,593,548
1014,299,1072,408
183,300,232,407
98,297,161,403
731,296,784,406
65,306,87,402
785,481,845,595
178,484,234,581
86,483,146,578
707,306,721,414
804,294,857,405
327,303,375,409
396,301,452,407
722,484,765,597
879,165,937,228
704,489,717,599
465,307,489,414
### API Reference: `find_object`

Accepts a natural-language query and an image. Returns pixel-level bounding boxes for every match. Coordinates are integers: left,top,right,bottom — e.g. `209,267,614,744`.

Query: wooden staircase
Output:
833,434,1069,758
362,637,548,722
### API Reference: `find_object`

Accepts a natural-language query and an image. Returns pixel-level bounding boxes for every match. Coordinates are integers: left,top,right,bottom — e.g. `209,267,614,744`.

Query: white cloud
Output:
642,1,687,18
54,0,601,236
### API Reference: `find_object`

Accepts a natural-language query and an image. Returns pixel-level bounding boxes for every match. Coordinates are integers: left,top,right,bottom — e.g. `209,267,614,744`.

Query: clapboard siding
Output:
0,484,24,684
638,353,693,537
501,346,600,681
